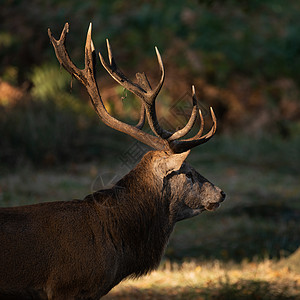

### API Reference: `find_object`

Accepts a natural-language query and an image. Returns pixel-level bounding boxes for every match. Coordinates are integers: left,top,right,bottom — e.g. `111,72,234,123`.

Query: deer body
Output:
0,23,225,299
0,151,224,299
0,189,166,299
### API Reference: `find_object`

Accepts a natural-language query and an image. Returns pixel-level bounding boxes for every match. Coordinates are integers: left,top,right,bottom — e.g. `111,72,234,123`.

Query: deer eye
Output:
186,172,194,183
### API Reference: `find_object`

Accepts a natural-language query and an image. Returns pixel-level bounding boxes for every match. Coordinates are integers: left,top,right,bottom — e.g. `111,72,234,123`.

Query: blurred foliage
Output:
30,63,94,115
1,0,300,83
0,99,126,166
1,0,300,164
30,64,71,100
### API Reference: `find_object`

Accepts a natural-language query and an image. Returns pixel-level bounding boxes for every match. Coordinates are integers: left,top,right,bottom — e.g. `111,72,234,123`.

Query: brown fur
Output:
0,151,225,299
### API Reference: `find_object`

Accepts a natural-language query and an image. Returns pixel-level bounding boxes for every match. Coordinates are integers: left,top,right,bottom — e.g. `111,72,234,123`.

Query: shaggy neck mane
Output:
84,154,173,278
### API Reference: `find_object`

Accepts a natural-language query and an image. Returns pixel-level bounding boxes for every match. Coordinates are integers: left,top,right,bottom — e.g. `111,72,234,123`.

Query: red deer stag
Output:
0,23,225,300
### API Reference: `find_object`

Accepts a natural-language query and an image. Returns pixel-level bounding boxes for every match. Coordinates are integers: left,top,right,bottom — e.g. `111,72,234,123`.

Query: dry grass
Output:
103,260,300,299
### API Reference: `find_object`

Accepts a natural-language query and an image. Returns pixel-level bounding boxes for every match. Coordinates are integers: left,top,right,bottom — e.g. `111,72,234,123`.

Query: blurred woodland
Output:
1,0,300,165
0,1,300,299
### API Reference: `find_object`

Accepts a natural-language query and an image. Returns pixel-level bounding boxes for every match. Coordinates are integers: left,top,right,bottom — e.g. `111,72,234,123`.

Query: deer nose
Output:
220,191,226,202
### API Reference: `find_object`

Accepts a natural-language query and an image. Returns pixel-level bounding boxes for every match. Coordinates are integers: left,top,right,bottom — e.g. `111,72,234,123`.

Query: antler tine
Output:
150,47,165,103
106,38,114,66
99,41,146,99
176,86,205,142
99,41,172,139
169,107,217,153
84,23,95,76
48,23,83,83
205,107,217,137
192,109,205,139
168,85,198,141
141,46,172,139
135,104,146,130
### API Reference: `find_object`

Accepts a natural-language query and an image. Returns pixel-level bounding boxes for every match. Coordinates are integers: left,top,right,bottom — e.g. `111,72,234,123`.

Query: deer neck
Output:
93,165,173,277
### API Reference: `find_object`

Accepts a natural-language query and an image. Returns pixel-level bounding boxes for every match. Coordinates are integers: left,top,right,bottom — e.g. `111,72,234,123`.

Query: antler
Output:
48,23,216,154
48,23,165,151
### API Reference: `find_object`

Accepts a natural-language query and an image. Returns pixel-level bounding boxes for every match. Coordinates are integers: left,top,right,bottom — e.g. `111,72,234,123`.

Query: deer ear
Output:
164,150,190,174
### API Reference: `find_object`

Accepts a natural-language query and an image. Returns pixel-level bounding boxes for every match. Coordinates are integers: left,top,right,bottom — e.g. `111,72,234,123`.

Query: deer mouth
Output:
205,202,220,211
205,191,226,211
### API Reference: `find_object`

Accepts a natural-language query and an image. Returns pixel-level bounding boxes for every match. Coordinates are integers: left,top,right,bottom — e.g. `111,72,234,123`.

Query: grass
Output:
0,163,98,207
103,260,300,300
0,135,299,299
